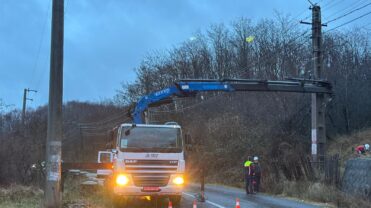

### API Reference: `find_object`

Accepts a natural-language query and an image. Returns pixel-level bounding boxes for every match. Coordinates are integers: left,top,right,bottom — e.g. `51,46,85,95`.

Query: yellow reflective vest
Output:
244,160,252,167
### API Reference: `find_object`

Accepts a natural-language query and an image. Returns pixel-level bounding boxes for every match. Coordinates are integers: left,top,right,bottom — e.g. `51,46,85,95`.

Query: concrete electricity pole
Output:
311,5,326,164
21,88,37,125
302,3,327,163
45,0,64,207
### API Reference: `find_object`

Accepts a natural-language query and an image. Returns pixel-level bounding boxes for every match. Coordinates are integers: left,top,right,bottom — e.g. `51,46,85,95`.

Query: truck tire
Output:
111,195,128,208
169,195,181,207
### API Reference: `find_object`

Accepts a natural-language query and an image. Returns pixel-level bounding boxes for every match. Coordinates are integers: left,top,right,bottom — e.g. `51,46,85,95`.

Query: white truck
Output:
106,123,187,207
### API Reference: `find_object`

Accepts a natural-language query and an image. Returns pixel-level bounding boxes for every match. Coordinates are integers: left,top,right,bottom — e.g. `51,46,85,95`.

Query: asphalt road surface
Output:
119,184,321,208
80,172,321,208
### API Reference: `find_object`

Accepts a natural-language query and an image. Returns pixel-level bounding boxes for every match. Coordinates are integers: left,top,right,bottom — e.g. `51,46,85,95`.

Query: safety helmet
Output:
365,144,370,151
253,156,259,161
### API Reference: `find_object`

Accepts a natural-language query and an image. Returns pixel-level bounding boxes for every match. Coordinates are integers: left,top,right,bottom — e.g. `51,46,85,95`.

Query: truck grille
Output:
125,160,178,173
132,174,170,187
125,160,178,187
126,167,177,171
125,160,178,166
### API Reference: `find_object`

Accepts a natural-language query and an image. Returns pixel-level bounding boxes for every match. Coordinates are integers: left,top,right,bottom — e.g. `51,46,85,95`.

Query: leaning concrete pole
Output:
311,5,326,164
21,88,27,125
45,0,64,207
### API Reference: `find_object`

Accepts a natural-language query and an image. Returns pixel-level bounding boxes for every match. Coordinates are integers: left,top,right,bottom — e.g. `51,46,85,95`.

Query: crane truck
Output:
106,78,332,207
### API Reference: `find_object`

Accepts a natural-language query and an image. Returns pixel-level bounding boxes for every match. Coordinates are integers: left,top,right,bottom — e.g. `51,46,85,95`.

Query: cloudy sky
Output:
1,0,370,110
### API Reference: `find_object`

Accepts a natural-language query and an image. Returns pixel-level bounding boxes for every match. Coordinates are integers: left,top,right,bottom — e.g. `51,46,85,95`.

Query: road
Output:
120,184,321,208
79,172,320,208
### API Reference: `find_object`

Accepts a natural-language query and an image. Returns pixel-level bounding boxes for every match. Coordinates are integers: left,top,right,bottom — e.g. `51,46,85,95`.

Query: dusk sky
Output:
1,0,370,110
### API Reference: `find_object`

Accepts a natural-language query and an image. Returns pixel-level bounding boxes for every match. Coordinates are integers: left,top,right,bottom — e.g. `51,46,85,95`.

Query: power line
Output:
79,115,128,127
326,10,371,32
325,2,371,24
323,0,366,20
79,117,131,133
322,0,344,10
30,0,52,89
81,132,107,137
79,111,129,126
78,119,129,132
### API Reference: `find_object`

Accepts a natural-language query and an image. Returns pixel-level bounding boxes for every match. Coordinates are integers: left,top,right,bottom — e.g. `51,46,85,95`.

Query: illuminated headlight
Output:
173,176,184,185
116,174,129,186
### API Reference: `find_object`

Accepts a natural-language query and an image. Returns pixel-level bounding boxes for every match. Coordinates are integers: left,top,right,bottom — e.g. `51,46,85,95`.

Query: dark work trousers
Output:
245,175,251,193
254,164,261,192
244,167,250,193
255,175,261,192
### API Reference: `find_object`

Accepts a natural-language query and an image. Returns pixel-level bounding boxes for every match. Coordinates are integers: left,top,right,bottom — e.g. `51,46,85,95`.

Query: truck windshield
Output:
120,127,182,153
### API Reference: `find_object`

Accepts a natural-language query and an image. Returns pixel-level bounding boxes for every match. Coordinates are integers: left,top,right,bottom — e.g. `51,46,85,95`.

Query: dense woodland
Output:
1,17,371,191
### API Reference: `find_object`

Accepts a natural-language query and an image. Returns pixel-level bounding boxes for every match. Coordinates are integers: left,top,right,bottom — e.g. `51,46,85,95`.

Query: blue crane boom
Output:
131,78,332,124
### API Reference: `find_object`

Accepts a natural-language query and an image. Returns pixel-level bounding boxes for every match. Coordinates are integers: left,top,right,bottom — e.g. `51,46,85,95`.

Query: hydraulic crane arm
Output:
131,78,332,124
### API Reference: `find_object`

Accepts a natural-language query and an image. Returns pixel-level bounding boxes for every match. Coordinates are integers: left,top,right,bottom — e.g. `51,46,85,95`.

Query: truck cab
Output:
108,123,185,207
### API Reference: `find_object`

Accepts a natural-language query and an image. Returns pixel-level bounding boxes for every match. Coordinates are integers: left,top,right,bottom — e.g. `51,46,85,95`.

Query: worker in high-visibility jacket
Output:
244,156,253,194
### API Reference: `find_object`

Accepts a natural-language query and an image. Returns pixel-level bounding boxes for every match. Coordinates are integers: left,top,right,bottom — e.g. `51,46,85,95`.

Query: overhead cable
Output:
326,10,371,32
325,2,371,24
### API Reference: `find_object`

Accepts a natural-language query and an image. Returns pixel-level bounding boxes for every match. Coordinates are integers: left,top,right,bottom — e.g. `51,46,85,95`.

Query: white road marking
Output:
182,192,226,208
204,200,227,208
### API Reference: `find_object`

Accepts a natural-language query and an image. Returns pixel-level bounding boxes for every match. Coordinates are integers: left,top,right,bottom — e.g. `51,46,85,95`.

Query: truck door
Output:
98,151,113,163
97,151,113,178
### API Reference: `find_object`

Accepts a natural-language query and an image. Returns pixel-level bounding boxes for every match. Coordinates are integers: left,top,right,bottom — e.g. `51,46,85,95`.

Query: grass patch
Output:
0,175,111,208
63,175,111,208
0,184,43,208
278,181,371,208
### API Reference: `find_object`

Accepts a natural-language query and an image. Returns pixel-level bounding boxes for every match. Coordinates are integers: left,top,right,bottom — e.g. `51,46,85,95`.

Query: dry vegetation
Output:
0,184,43,208
62,176,110,208
278,181,371,208
0,177,110,208
328,128,371,162
271,129,371,208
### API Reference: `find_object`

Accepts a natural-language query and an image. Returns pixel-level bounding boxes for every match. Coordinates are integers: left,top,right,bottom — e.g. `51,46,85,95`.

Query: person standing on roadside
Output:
244,156,253,194
253,156,261,192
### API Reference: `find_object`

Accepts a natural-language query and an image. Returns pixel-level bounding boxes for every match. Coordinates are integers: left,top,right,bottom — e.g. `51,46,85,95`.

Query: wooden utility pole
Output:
45,0,64,207
21,88,37,125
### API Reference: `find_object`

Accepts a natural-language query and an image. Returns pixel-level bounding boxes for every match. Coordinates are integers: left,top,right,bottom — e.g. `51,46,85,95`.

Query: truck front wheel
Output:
111,195,128,208
169,195,181,207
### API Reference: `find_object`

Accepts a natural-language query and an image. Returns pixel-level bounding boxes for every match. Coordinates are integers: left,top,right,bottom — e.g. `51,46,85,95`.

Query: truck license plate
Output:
142,187,160,192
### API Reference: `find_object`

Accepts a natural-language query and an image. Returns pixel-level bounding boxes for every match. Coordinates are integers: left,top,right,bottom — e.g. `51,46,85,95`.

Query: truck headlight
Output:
173,176,184,185
116,174,129,186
